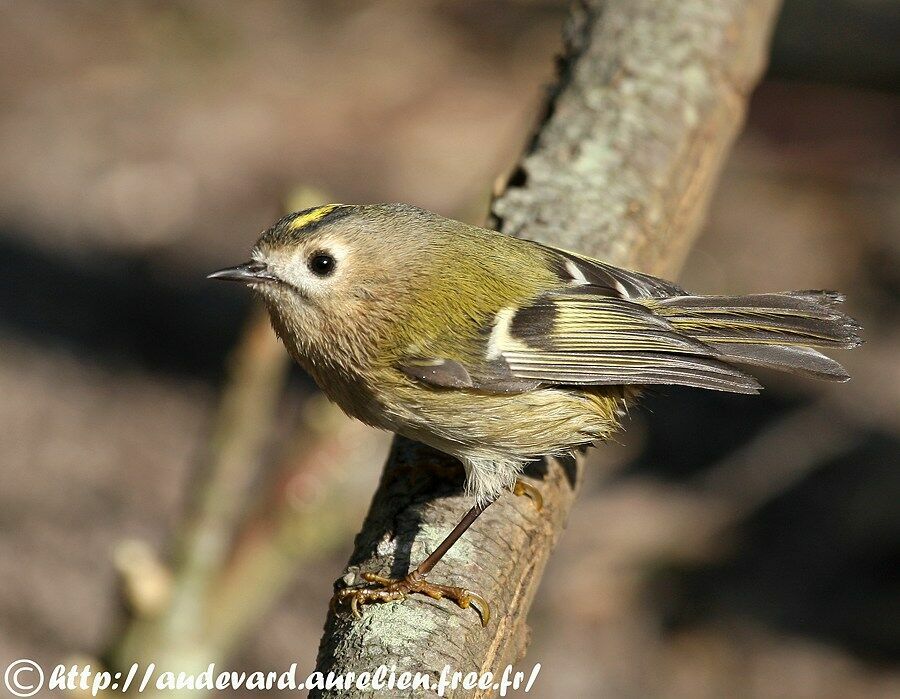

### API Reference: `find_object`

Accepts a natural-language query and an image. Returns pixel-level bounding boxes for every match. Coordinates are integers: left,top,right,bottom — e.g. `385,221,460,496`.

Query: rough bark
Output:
312,1,781,695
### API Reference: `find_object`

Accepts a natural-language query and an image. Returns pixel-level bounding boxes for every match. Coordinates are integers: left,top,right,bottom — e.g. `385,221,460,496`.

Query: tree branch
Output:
313,1,781,695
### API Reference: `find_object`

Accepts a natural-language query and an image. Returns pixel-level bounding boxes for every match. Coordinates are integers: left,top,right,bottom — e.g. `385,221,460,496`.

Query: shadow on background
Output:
0,229,252,379
632,388,900,664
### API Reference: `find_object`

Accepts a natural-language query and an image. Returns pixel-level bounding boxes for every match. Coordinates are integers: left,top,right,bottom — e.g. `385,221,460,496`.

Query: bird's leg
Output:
332,500,494,626
513,479,543,511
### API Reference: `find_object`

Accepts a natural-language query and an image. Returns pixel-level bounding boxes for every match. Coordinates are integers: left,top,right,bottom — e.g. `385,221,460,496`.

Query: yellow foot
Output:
332,571,490,626
513,479,543,512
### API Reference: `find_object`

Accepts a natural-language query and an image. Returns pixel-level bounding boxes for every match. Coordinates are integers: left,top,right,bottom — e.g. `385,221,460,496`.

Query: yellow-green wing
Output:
396,240,858,394
398,289,761,394
496,291,761,392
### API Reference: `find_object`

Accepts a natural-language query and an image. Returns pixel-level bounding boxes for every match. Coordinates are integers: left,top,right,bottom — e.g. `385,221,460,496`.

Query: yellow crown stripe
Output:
288,204,344,231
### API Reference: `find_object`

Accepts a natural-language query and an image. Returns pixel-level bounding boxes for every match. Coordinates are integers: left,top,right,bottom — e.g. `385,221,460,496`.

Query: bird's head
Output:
209,203,438,364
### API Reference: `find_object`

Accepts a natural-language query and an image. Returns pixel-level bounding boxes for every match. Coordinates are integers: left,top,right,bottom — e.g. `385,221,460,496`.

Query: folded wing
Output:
396,245,859,395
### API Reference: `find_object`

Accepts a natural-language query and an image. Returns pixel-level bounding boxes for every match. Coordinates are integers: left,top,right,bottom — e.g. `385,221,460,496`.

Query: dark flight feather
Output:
541,245,686,298
398,358,475,388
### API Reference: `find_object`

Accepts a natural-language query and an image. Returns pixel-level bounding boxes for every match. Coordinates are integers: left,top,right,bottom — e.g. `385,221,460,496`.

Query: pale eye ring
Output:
308,251,336,277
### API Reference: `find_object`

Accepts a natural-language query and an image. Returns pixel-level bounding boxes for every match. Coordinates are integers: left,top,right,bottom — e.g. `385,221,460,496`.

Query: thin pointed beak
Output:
207,261,275,284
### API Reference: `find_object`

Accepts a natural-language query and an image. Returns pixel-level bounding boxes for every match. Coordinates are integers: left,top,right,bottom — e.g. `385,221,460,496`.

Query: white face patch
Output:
261,237,351,298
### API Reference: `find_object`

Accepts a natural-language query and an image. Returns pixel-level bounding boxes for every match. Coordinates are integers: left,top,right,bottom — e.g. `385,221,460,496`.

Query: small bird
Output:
210,202,861,625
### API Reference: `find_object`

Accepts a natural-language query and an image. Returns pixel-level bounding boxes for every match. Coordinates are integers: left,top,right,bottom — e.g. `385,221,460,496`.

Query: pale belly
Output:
374,381,629,464
306,361,630,500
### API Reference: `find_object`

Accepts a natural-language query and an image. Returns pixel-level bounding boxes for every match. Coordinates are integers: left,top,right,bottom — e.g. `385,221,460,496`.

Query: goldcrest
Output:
210,203,861,624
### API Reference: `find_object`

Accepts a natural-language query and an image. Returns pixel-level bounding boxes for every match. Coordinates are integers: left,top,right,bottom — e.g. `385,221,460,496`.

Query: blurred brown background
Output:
1,1,897,697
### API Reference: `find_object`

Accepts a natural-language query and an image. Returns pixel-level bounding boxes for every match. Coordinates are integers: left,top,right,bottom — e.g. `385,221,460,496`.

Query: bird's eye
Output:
308,251,336,277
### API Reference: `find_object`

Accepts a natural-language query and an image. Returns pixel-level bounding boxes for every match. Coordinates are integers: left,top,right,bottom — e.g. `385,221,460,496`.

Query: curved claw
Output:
459,589,491,627
513,479,543,512
331,571,490,626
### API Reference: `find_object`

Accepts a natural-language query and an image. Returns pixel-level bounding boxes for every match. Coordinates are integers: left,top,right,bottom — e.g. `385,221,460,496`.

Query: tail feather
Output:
648,290,862,383
709,343,850,382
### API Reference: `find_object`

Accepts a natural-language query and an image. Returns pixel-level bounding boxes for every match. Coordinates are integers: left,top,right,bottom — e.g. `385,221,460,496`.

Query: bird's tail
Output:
647,290,863,382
